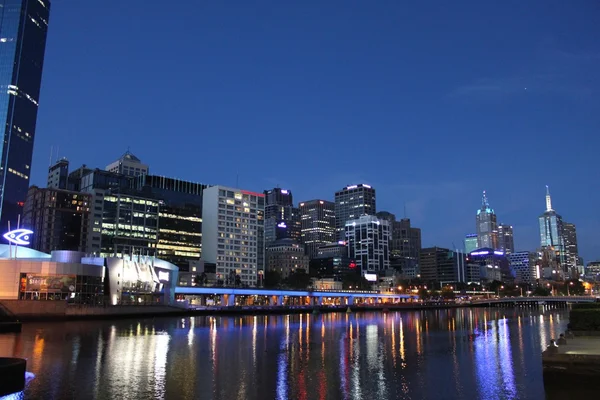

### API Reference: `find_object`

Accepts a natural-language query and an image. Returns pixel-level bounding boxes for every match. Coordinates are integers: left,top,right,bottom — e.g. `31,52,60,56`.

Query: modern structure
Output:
476,191,498,249
22,186,91,253
377,211,422,278
265,238,310,279
344,215,389,275
419,247,464,286
299,199,335,259
201,186,265,286
562,222,579,274
507,251,538,284
464,249,508,284
585,261,600,282
538,186,565,270
47,157,69,190
464,234,478,254
135,175,207,271
334,184,376,241
105,150,149,177
316,242,347,258
263,188,301,246
497,224,514,254
0,0,52,229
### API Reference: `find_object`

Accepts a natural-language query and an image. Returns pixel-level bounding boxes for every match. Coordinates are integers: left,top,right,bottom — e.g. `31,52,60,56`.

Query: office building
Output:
498,224,514,254
538,186,565,270
316,242,347,258
0,0,51,229
562,222,579,273
507,251,538,284
263,188,301,246
47,158,69,190
106,150,149,177
585,261,600,281
202,186,265,286
335,184,376,241
420,247,464,285
22,186,91,253
265,238,310,279
345,215,389,274
135,175,207,271
476,191,499,249
299,199,336,258
377,211,422,278
465,249,508,283
464,234,478,254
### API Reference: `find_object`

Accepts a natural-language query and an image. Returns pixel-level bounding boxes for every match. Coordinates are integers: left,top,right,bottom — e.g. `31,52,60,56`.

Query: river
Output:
0,307,590,399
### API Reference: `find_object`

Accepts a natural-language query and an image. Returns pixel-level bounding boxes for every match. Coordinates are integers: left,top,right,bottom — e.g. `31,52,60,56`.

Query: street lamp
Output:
568,281,574,296
497,285,504,298
516,285,523,297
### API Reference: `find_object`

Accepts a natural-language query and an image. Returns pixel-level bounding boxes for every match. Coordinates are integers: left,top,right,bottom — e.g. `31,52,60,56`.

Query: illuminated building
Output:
47,158,69,190
316,242,347,258
377,211,422,278
345,215,389,275
22,186,91,253
263,188,301,246
0,0,51,229
311,242,352,280
334,184,376,241
476,191,499,249
562,222,579,274
201,186,265,286
464,234,478,253
507,251,537,284
538,186,566,271
135,175,207,271
420,247,464,285
497,224,514,254
265,238,309,279
299,199,335,259
464,248,508,283
105,150,149,177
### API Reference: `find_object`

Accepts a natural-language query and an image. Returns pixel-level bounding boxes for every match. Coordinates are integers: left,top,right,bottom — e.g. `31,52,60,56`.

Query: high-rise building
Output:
135,175,207,271
299,199,335,258
0,0,51,229
507,251,538,284
476,191,499,249
465,249,509,283
47,158,69,190
464,234,478,253
345,215,389,274
263,188,301,246
265,238,310,279
419,247,464,285
377,211,421,278
334,184,376,241
106,150,149,177
562,222,579,273
201,186,265,286
497,224,514,254
22,186,91,253
538,186,565,270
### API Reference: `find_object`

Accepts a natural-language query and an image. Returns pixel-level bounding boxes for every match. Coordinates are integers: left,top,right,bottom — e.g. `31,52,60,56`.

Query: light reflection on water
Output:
0,307,579,400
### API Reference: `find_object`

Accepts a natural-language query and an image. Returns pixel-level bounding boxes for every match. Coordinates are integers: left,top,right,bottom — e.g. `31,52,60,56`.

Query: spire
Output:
545,185,553,212
482,190,489,208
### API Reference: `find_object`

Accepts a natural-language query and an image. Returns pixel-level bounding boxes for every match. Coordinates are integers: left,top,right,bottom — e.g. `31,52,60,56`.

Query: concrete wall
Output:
0,300,67,317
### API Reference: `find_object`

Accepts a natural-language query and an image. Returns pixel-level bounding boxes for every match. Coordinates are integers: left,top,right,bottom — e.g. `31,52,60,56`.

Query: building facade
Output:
334,184,376,241
562,222,579,274
0,0,51,229
476,191,499,249
22,186,91,253
507,251,537,284
265,238,310,279
344,215,389,274
202,186,265,286
105,150,149,177
299,199,335,259
464,234,478,254
419,247,463,285
47,157,69,190
263,188,301,246
497,224,514,254
538,186,565,270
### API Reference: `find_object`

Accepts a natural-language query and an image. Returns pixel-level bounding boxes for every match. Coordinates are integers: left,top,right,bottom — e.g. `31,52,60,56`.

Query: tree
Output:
533,286,551,296
487,280,504,292
194,272,208,287
286,271,312,290
342,272,372,290
558,280,585,296
418,288,430,300
440,287,455,300
264,270,282,288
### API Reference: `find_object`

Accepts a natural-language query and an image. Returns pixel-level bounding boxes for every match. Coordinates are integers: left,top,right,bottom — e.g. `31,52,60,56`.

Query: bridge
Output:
471,296,597,307
175,286,418,307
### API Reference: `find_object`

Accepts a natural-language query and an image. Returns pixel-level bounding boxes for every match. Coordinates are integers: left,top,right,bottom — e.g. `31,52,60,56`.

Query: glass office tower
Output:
0,0,51,229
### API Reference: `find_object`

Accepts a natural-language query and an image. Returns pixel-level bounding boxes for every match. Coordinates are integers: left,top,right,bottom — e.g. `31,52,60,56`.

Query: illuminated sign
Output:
346,185,358,190
3,229,33,245
362,184,371,188
338,241,346,245
158,271,170,282
493,251,504,256
277,222,287,228
471,250,490,256
349,261,357,269
280,189,289,194
364,273,377,282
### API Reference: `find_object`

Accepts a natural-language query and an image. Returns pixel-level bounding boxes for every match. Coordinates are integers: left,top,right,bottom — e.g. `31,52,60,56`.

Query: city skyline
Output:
19,2,600,261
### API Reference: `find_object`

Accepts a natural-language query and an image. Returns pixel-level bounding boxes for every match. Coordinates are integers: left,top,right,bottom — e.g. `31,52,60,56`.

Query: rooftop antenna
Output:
236,172,239,188
55,145,59,162
403,202,407,218
49,145,53,166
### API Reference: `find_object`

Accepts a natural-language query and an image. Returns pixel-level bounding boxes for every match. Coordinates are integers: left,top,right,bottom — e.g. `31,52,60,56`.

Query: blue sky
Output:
32,1,599,260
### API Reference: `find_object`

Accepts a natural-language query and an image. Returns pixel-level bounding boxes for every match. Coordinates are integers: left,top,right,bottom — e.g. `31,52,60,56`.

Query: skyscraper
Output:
377,211,422,278
299,199,335,259
345,215,389,274
562,222,579,273
0,0,51,228
334,184,376,241
538,186,565,269
476,191,498,249
263,188,301,246
497,224,514,254
47,157,69,190
464,234,478,253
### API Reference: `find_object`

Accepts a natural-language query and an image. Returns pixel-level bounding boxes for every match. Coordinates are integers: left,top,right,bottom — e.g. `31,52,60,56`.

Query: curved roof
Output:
0,244,51,259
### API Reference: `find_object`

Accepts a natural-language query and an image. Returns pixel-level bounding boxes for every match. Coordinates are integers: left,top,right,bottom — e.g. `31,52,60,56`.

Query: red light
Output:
349,262,357,269
17,201,24,207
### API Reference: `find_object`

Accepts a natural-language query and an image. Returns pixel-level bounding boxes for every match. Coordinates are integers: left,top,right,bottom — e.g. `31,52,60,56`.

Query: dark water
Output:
0,308,587,400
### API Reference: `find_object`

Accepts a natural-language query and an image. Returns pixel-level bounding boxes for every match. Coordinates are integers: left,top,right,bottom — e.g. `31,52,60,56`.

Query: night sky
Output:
31,1,599,261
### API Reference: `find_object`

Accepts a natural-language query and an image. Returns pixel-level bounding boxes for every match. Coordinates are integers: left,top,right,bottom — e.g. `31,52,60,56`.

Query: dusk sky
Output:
31,1,599,260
